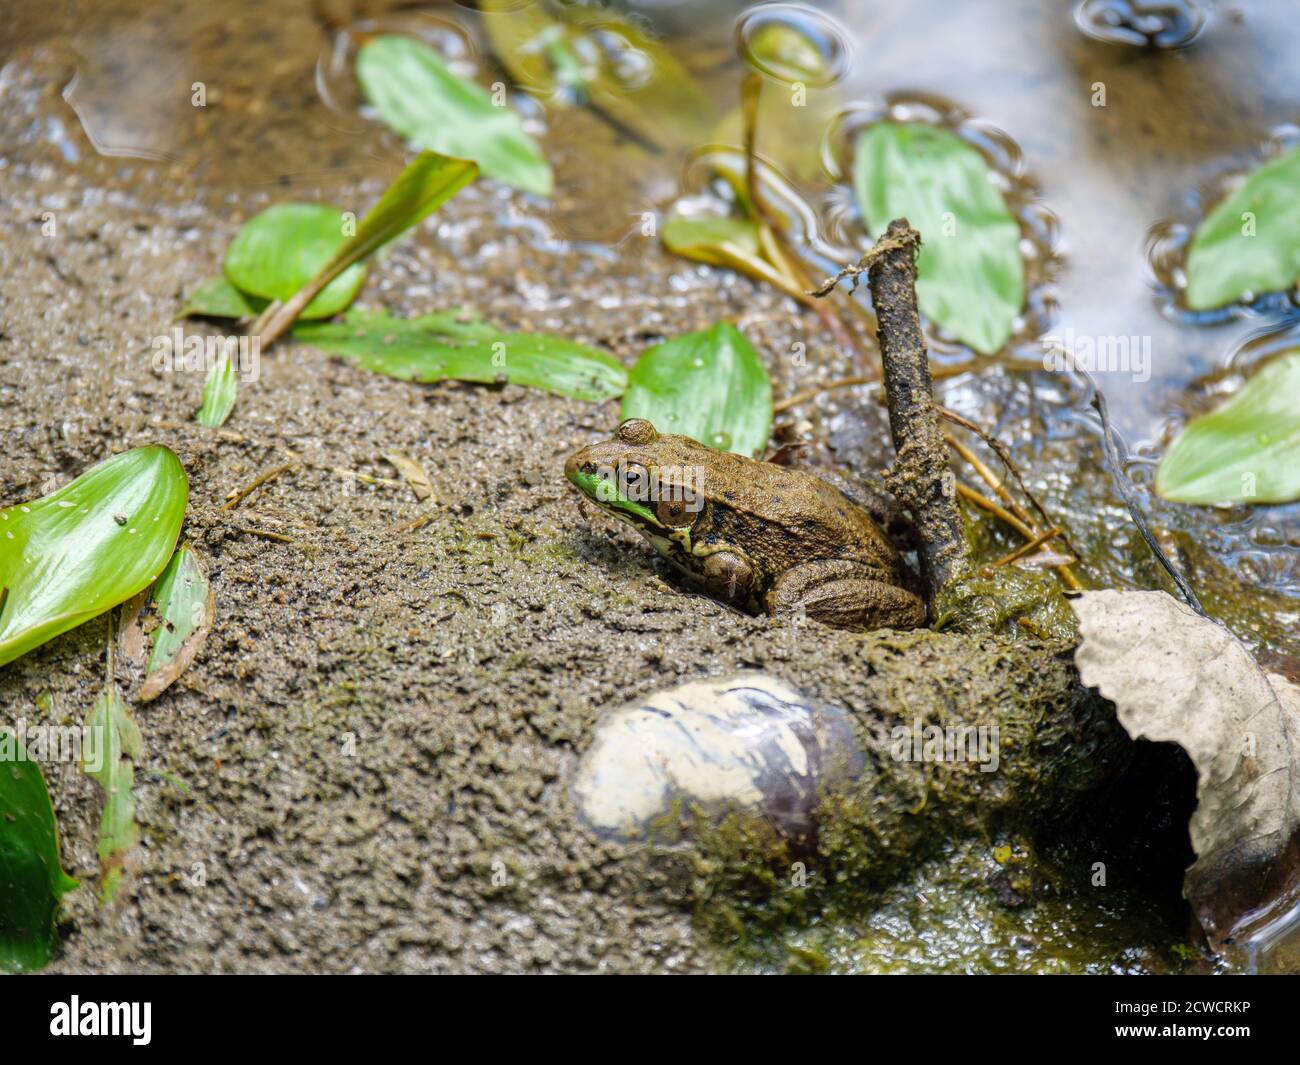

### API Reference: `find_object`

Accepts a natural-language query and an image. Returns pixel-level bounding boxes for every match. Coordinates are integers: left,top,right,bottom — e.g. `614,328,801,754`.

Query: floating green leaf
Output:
622,322,772,456
0,739,78,972
180,276,267,320
480,1,713,150
357,35,552,197
1156,351,1300,505
224,204,368,320
295,308,627,402
1185,146,1300,310
196,353,238,428
84,686,144,904
0,446,189,668
853,121,1024,355
139,544,213,703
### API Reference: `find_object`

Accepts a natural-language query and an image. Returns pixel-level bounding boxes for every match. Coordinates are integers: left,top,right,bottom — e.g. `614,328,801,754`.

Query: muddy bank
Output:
1,0,1291,972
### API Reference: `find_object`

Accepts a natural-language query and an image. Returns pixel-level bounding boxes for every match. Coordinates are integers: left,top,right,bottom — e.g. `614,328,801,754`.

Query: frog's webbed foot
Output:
765,559,926,630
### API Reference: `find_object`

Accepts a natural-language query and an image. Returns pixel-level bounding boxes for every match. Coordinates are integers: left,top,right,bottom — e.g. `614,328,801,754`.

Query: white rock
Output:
573,672,863,842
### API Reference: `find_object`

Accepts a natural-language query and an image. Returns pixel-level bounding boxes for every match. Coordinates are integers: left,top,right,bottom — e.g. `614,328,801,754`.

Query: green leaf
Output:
180,276,267,320
357,35,552,197
0,446,189,668
622,322,772,456
322,151,478,278
481,2,713,150
196,352,238,428
853,121,1024,355
294,308,627,403
140,544,213,703
1185,146,1300,310
219,152,477,352
1155,351,1300,505
84,686,144,904
0,738,78,972
224,203,368,319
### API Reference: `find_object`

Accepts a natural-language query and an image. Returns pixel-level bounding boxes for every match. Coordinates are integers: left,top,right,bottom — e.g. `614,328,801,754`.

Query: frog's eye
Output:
619,462,651,499
656,496,693,528
617,418,657,445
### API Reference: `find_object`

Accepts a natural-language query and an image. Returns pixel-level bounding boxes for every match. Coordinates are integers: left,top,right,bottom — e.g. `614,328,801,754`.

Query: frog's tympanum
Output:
565,419,925,630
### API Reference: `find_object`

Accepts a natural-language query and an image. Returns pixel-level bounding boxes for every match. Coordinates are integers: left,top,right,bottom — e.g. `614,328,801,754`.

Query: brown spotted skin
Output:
565,421,925,630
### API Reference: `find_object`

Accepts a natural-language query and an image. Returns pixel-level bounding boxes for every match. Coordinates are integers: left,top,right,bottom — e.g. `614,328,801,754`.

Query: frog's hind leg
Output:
765,559,926,631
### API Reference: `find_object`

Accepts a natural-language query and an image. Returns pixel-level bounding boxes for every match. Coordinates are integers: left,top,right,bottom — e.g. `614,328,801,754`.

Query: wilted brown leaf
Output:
1071,589,1300,952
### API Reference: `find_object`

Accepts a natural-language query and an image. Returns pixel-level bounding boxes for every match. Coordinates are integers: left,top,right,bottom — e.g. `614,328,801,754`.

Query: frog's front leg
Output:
765,559,926,630
699,548,754,605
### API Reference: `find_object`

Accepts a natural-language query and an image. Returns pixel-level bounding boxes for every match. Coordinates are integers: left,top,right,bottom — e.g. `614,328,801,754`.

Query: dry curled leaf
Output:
1070,589,1300,952
383,452,434,502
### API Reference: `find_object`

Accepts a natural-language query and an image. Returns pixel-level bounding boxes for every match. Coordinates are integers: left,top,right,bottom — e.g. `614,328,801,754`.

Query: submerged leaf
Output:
139,545,213,703
853,121,1024,355
1071,590,1300,952
84,686,144,904
294,308,627,402
622,322,772,456
196,352,238,428
0,447,189,668
661,211,798,295
357,35,552,197
1186,146,1300,310
0,739,78,972
224,203,368,319
1156,351,1300,505
480,1,713,150
180,276,267,320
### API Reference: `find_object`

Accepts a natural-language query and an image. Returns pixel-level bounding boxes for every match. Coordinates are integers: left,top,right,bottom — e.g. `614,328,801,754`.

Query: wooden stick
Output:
862,220,973,597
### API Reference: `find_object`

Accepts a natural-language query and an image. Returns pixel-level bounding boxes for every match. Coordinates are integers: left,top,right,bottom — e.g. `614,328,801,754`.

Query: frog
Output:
564,418,926,630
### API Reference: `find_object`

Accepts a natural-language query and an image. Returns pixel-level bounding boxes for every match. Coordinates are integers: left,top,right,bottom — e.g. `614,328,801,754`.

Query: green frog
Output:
565,418,925,630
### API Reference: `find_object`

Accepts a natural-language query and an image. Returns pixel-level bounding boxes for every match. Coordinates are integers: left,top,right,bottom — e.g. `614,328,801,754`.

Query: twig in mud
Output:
395,513,437,534
220,462,296,511
992,526,1064,568
773,375,878,414
325,466,402,489
941,423,1081,590
1086,375,1207,617
234,526,296,544
811,230,1082,594
956,482,1035,540
939,407,1074,550
940,410,1084,591
856,219,972,597
771,363,980,416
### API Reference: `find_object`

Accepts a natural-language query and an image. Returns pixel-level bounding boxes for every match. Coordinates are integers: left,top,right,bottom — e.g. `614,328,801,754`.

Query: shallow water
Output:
2,0,1297,973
